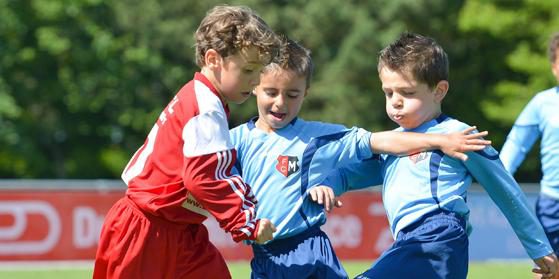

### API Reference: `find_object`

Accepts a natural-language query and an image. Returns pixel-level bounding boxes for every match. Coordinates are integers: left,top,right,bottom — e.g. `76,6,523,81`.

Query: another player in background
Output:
93,5,281,279
353,32,557,279
230,37,491,279
500,32,559,279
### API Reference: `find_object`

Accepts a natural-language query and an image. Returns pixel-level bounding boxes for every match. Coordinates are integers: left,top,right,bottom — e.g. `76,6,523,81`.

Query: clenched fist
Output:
255,218,276,244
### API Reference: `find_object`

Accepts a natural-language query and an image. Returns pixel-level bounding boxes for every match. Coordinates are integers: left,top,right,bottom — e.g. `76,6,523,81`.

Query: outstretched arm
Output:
370,126,490,161
464,144,554,265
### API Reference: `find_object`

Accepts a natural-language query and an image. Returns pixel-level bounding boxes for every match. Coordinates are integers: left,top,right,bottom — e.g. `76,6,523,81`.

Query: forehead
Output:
379,67,417,87
260,68,305,86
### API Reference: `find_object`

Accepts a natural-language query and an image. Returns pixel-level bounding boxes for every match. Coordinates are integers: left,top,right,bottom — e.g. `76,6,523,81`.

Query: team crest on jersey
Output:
409,152,428,164
276,155,300,177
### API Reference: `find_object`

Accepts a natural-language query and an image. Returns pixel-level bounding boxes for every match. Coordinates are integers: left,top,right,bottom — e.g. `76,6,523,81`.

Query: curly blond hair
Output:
195,5,280,67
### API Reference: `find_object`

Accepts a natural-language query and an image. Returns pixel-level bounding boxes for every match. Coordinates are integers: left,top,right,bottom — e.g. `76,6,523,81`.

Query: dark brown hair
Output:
548,32,559,63
263,38,314,89
378,32,448,88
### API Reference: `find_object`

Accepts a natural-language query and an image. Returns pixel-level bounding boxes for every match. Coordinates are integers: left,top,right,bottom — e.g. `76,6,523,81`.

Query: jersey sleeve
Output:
319,156,383,196
182,110,259,242
464,146,552,259
500,96,542,175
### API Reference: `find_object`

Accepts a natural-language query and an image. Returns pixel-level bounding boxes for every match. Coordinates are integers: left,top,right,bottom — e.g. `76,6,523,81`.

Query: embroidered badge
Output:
276,155,300,177
409,152,428,164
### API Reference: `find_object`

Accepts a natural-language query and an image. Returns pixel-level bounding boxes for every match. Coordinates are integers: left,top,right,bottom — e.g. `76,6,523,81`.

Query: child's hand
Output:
309,186,343,212
255,218,276,244
442,126,491,161
532,253,558,279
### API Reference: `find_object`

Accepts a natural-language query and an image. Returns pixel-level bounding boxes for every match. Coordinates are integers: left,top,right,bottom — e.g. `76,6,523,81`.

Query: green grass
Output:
0,261,534,278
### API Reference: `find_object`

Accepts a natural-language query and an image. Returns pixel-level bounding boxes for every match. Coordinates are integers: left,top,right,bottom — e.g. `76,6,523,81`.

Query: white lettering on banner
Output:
323,215,362,248
367,202,386,216
73,206,104,248
0,201,61,255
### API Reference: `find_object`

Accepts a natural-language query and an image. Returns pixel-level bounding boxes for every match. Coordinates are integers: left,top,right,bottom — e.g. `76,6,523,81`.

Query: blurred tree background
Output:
0,0,557,182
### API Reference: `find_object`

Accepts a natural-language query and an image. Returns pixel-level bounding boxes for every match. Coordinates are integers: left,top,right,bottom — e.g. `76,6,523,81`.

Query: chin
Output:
232,96,250,105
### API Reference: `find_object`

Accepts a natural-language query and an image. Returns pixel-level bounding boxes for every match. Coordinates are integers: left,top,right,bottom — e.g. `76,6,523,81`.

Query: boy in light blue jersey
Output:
230,38,490,279
354,32,558,279
500,32,559,263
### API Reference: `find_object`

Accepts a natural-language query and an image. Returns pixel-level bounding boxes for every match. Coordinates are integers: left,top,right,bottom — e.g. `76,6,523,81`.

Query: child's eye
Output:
403,91,415,96
243,69,255,74
264,90,277,97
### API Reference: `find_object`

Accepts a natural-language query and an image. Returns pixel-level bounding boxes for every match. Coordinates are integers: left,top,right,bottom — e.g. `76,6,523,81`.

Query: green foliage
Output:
458,0,559,181
0,0,557,181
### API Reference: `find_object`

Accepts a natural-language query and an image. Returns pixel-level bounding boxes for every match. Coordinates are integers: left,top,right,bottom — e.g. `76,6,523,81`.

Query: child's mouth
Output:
270,111,286,120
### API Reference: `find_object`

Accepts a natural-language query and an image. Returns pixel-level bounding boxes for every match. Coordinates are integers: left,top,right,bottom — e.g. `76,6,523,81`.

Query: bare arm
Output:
370,126,491,161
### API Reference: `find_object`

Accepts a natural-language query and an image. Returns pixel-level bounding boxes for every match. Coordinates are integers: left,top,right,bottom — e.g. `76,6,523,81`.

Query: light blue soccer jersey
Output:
380,114,552,259
230,117,382,241
500,87,559,199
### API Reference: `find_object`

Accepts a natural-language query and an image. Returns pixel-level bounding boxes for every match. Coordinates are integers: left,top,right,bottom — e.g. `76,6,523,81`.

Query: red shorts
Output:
93,197,231,279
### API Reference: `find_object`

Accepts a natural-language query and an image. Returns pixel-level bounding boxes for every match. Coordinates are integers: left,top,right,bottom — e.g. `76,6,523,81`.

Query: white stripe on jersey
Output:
216,151,246,202
122,124,159,184
240,227,251,237
215,150,256,226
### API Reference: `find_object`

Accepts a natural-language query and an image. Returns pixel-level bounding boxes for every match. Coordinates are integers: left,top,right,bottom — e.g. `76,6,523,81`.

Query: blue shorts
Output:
355,210,468,279
250,224,347,279
536,193,559,255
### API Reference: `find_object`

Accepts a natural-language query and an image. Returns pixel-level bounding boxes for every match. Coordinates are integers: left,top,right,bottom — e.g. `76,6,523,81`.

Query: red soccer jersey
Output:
121,72,259,242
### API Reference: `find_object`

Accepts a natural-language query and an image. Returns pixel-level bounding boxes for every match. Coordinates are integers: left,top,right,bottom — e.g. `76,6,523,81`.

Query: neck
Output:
200,67,226,103
254,118,274,134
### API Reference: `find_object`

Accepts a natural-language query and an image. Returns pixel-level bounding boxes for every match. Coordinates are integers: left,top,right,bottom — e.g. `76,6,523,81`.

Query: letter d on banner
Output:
0,201,61,255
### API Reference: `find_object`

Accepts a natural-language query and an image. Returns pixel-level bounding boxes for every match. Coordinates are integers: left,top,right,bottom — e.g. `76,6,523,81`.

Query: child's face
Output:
379,66,447,129
215,47,266,104
254,69,307,133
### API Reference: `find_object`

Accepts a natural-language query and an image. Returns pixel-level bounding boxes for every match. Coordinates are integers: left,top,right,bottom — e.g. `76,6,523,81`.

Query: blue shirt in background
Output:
500,86,559,199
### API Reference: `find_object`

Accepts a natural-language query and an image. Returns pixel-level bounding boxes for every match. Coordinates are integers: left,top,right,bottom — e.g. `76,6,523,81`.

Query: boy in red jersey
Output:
93,5,281,279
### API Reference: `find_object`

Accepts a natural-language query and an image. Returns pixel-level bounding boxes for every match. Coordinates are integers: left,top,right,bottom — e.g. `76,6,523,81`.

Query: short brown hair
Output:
548,32,559,63
263,38,314,89
194,5,280,67
378,32,448,88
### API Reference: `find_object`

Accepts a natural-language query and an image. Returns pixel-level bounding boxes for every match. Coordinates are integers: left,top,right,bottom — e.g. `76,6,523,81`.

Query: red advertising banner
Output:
0,188,390,261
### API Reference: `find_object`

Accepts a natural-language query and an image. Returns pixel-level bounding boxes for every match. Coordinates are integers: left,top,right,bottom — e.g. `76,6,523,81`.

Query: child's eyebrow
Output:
383,85,415,91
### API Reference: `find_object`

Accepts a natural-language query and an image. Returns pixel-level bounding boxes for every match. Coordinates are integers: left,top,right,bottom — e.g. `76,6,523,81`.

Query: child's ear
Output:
434,80,449,103
204,49,222,70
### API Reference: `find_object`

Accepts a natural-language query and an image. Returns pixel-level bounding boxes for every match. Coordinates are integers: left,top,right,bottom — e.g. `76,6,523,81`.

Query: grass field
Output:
0,260,535,278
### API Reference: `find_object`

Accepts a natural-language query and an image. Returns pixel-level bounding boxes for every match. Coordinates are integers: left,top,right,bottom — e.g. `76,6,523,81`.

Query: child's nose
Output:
391,96,403,108
274,95,287,107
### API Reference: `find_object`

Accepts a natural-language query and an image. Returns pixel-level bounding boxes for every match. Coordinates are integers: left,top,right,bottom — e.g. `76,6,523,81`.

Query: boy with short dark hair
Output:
93,5,281,279
230,37,490,279
355,32,557,279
